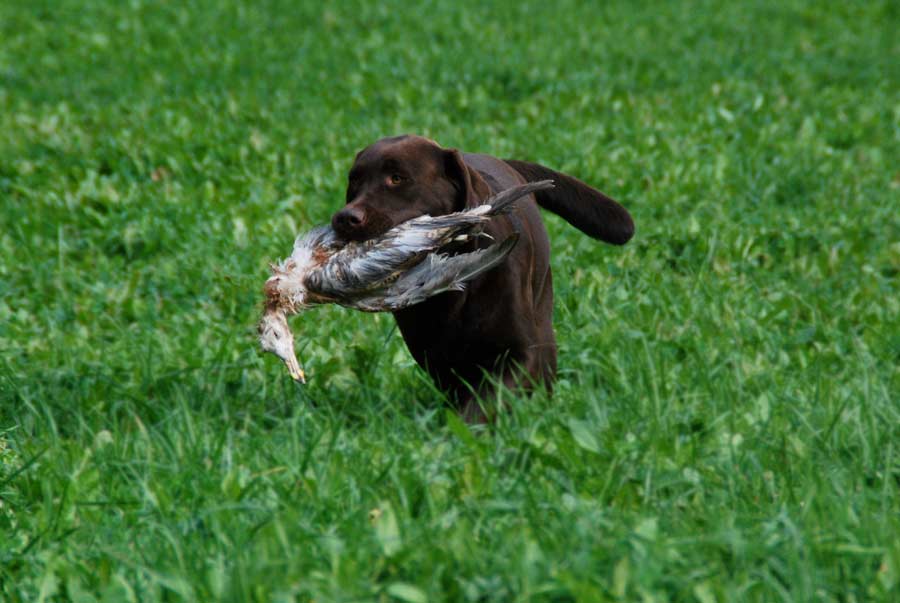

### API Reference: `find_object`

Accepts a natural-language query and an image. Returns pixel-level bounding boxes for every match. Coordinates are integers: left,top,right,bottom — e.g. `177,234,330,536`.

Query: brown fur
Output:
332,135,634,422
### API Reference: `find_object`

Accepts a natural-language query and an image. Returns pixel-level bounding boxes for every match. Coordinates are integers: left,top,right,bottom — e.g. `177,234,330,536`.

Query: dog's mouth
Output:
334,207,409,242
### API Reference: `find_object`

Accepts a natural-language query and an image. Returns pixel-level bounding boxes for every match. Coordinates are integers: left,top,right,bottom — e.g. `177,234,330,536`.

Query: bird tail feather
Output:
482,180,555,216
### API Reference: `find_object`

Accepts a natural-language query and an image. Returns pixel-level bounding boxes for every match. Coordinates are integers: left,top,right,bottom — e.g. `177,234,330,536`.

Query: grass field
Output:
1,0,899,601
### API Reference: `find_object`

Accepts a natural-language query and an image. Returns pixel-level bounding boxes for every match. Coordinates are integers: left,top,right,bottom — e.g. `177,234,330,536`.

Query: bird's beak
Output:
284,353,306,384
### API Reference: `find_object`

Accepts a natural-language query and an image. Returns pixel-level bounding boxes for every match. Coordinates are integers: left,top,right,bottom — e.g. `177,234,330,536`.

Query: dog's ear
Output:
444,149,490,210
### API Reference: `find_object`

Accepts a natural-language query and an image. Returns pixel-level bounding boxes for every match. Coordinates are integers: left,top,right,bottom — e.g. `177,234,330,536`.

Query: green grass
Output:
1,0,898,600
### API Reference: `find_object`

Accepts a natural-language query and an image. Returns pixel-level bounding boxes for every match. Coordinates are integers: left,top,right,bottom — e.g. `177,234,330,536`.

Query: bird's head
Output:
258,309,305,383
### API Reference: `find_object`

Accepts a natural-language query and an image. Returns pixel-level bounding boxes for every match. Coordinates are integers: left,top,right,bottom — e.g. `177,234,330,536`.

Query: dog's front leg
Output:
458,364,531,424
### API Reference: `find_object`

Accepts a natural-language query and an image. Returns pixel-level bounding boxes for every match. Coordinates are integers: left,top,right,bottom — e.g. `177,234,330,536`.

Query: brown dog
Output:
332,135,634,421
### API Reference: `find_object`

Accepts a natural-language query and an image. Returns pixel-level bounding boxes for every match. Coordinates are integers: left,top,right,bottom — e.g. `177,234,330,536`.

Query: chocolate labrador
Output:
332,135,634,421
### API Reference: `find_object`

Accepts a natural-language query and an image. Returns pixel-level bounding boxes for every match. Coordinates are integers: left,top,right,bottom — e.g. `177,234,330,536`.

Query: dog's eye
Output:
387,173,404,185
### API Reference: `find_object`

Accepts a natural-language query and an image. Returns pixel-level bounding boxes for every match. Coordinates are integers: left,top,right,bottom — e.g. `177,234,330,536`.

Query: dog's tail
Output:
504,160,634,245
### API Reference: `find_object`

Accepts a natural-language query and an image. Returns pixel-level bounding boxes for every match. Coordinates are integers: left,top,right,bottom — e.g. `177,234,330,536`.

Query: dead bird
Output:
258,180,554,383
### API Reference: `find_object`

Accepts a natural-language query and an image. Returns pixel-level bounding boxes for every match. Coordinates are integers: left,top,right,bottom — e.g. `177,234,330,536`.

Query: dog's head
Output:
331,135,490,241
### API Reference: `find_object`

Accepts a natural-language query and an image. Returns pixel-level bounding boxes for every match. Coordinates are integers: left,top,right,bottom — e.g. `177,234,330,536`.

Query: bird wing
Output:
305,220,474,297
304,181,552,301
317,180,554,290
376,234,521,310
306,241,422,298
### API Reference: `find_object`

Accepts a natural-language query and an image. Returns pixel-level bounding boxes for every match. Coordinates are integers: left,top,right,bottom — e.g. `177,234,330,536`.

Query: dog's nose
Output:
332,206,367,238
